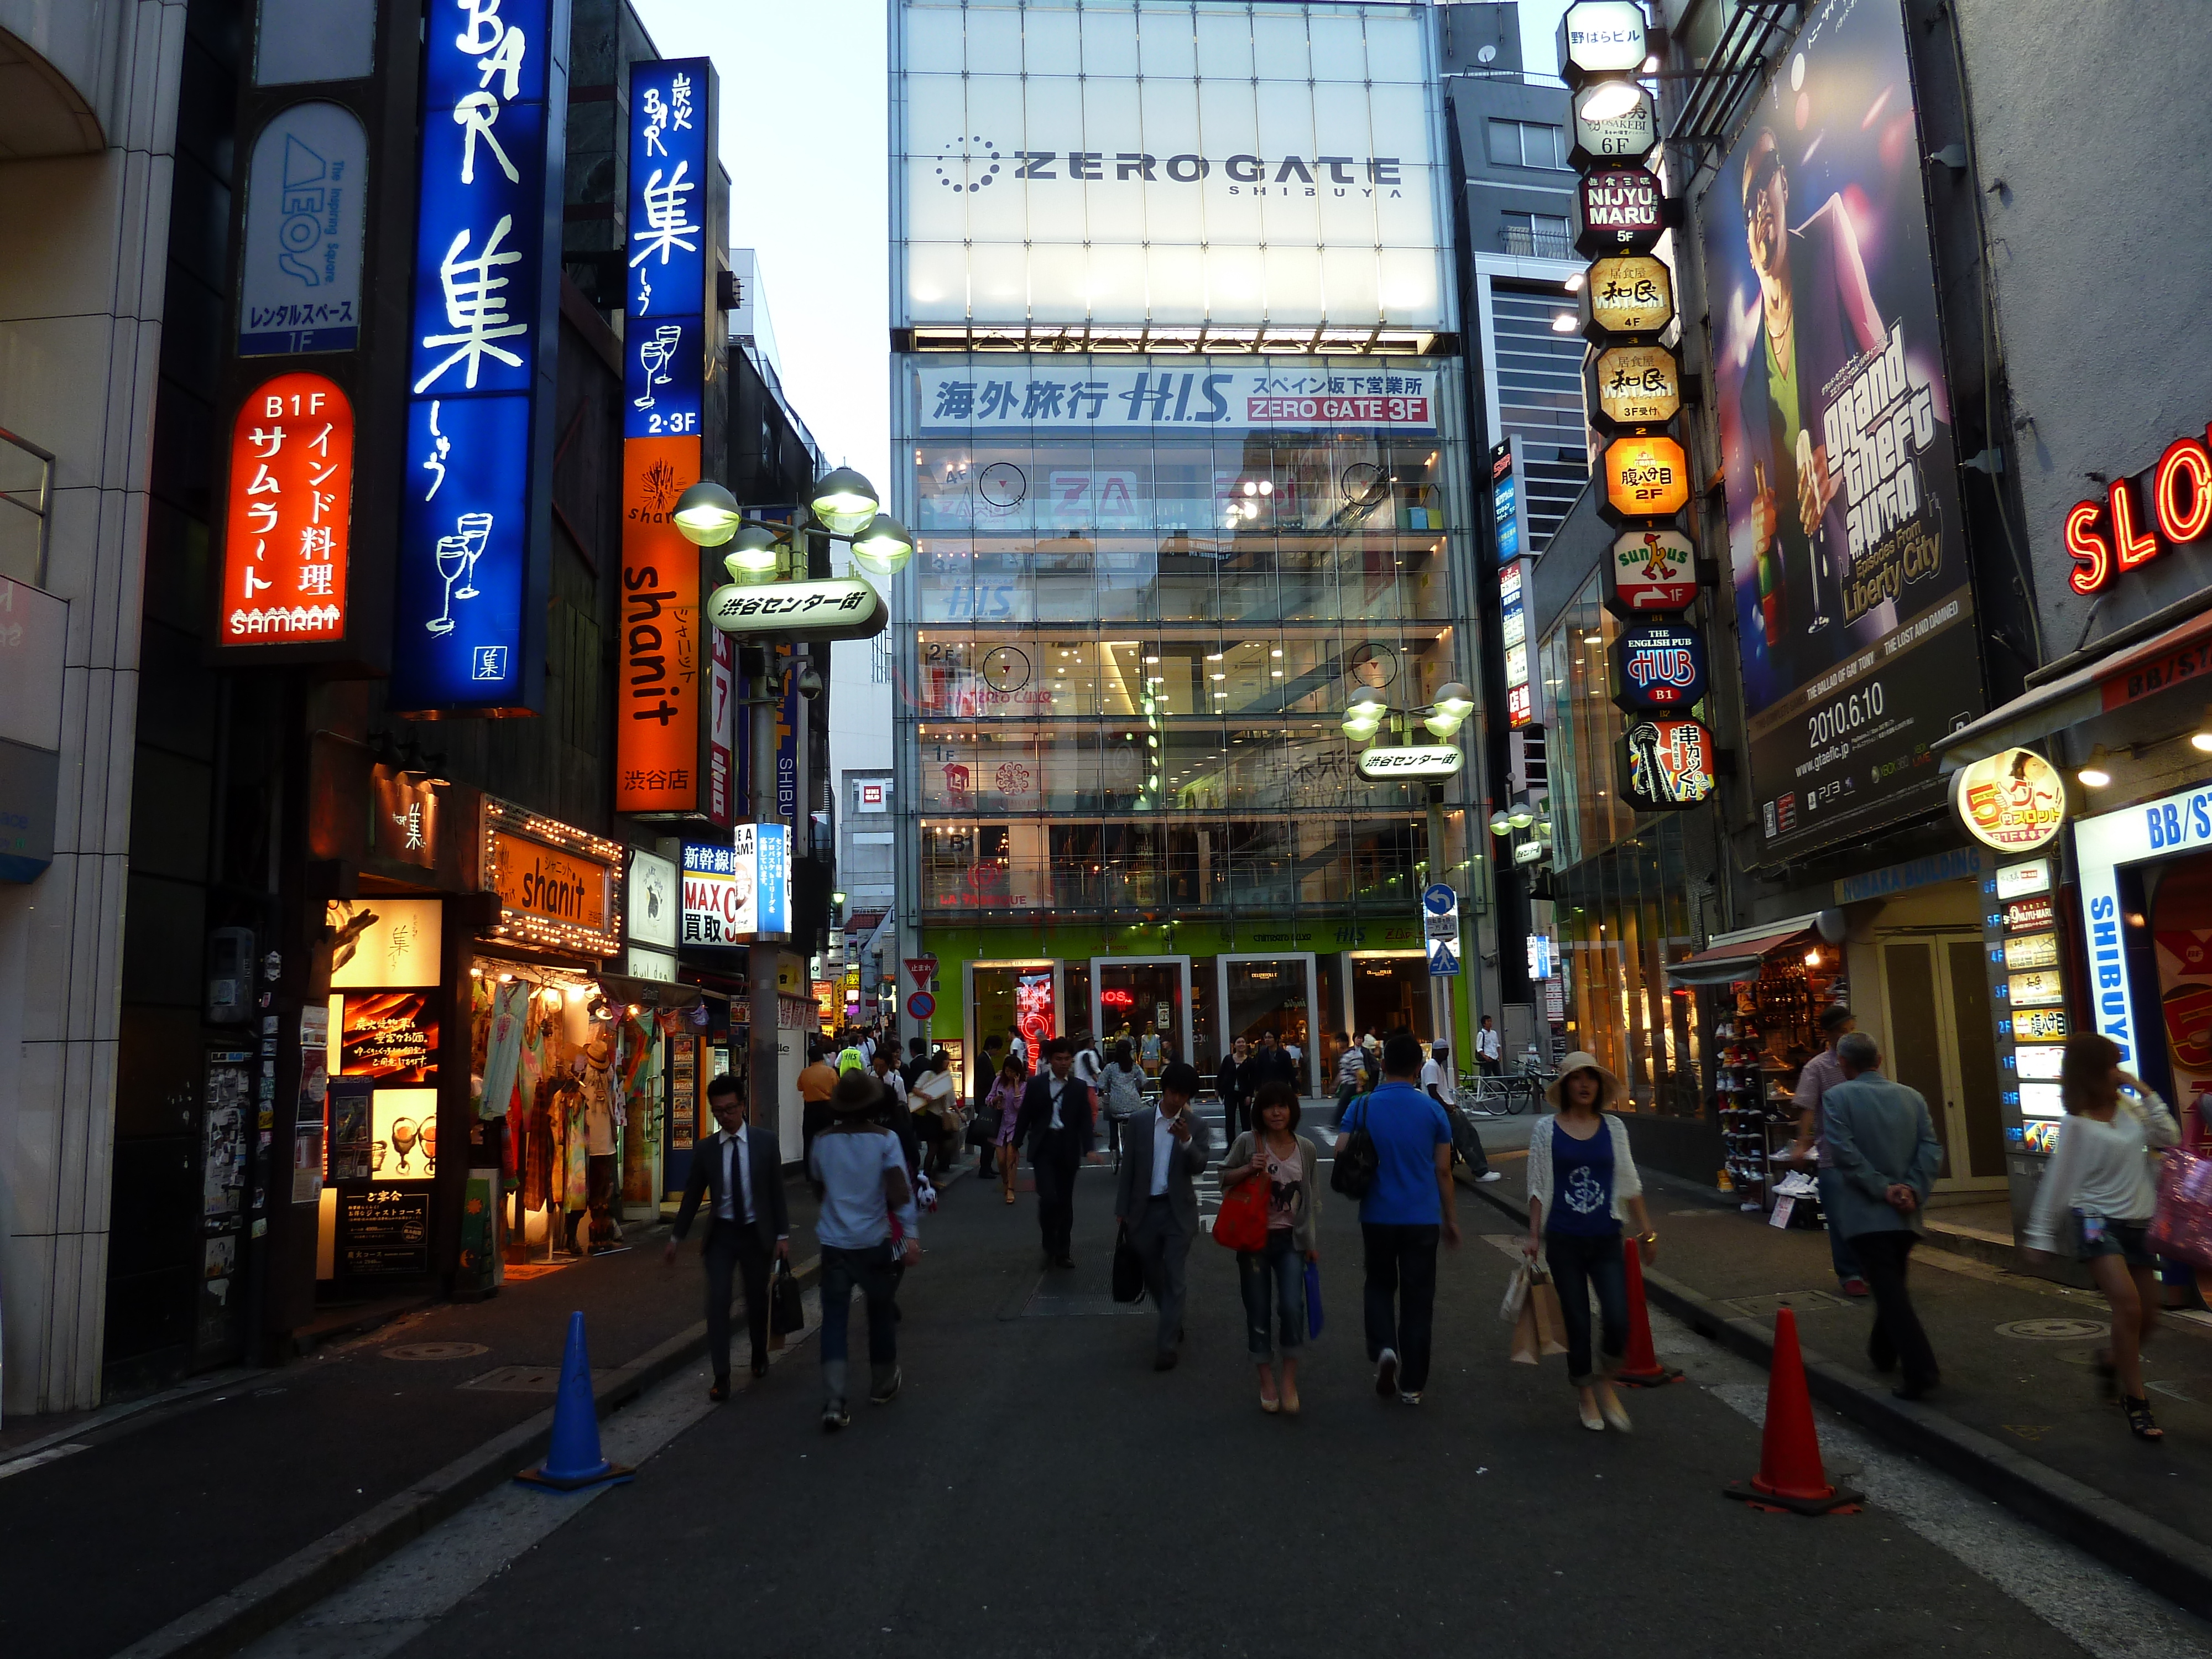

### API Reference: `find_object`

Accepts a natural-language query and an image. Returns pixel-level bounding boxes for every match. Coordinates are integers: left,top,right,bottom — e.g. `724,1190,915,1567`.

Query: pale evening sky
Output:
629,0,1577,781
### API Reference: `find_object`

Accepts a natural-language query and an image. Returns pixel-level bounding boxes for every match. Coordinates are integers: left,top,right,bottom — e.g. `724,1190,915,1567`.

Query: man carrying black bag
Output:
666,1075,790,1401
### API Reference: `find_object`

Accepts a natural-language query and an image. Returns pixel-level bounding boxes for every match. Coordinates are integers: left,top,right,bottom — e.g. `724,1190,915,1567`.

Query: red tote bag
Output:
1213,1170,1271,1253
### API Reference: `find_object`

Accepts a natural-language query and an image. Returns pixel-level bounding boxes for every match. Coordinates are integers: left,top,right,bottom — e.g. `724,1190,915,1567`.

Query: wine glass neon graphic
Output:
634,325,681,410
427,512,495,634
453,511,491,600
429,536,467,635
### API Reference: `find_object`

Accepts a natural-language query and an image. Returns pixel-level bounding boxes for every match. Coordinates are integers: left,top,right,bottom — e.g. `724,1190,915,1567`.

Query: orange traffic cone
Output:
1616,1236,1682,1388
1724,1307,1860,1515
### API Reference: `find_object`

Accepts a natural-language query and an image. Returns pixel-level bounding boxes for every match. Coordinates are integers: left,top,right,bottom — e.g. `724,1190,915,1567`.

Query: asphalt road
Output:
248,1142,2212,1659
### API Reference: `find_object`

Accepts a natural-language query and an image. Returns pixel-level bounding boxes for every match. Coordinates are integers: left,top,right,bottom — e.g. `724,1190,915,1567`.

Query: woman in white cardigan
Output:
1524,1053,1657,1433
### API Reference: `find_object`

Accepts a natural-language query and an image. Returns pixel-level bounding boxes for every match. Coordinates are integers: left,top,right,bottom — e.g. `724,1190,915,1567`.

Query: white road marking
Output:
1668,1306,2212,1659
237,1293,823,1659
0,1443,88,1481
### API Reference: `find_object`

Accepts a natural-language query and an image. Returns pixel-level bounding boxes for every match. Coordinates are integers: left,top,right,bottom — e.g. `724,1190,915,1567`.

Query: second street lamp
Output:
674,465,902,644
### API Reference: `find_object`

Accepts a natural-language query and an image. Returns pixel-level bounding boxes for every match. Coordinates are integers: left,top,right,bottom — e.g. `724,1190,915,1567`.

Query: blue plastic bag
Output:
1304,1259,1324,1338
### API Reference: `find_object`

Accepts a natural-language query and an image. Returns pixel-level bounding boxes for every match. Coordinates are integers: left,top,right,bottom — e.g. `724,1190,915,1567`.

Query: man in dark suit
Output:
1013,1035,1104,1269
665,1074,790,1401
1114,1061,1212,1369
1821,1033,1944,1400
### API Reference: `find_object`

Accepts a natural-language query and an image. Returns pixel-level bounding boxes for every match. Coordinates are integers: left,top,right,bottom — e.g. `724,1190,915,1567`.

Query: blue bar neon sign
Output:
394,0,567,711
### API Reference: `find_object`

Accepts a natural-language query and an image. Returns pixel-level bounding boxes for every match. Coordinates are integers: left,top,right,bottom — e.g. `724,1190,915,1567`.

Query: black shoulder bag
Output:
1331,1093,1379,1199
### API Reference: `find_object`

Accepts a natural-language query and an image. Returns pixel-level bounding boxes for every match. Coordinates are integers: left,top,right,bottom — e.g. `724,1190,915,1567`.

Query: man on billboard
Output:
1737,126,1886,676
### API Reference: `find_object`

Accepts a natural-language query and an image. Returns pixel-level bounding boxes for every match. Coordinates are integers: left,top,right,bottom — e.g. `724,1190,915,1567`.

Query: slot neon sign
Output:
2065,425,2212,594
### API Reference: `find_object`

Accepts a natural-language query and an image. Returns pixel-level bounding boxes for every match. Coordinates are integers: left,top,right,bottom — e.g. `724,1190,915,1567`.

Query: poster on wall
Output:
326,898,442,988
338,992,440,1082
1700,0,1984,861
2152,860,2212,1130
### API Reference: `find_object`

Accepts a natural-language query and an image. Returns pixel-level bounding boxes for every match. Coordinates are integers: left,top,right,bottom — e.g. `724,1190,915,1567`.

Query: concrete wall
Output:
1952,0,2212,644
0,1,184,1416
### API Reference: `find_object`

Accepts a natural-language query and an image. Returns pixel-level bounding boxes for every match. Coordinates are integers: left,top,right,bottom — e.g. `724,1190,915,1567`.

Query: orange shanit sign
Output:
221,373,354,643
490,831,612,932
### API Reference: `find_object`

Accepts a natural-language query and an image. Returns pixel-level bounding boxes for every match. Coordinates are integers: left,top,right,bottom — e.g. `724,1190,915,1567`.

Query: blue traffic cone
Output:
515,1311,634,1491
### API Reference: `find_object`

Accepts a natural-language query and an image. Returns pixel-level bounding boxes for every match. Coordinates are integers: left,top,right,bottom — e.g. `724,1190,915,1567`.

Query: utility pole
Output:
747,645,784,1131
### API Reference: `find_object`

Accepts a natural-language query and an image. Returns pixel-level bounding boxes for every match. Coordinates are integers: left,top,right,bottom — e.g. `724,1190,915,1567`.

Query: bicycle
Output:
1459,1071,1517,1117
1506,1067,1556,1115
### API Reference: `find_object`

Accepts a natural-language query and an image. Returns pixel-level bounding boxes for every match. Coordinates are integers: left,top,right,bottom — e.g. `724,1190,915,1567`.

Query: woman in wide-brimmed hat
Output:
1525,1052,1656,1433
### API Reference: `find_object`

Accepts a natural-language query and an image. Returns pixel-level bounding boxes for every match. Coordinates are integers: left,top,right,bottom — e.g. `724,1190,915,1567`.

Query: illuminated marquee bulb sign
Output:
392,0,569,713
220,373,355,644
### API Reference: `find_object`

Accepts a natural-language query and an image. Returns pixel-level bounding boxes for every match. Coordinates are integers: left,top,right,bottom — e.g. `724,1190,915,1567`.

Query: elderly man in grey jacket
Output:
1821,1032,1945,1400
1114,1060,1212,1371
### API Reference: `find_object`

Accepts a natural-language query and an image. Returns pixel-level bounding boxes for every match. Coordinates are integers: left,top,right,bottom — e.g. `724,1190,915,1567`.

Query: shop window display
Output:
1712,948,1845,1217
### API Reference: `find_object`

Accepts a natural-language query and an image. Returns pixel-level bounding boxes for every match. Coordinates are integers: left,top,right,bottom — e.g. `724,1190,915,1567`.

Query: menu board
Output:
1987,854,2072,1160
670,1037,697,1150
338,1185,432,1276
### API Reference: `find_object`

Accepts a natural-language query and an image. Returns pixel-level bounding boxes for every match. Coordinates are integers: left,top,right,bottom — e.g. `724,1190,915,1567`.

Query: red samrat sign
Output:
220,373,354,643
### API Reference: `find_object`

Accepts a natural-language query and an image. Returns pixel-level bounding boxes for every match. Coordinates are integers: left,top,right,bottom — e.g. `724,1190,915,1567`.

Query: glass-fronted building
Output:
887,0,1488,1091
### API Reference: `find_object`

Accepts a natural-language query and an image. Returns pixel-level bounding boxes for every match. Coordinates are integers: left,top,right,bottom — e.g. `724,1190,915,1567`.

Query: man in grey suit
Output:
1114,1060,1212,1370
1820,1032,1944,1400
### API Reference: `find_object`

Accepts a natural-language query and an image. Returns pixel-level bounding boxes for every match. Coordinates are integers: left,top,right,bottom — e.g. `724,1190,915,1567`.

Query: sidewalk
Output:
1465,1147,2212,1617
0,1178,821,1659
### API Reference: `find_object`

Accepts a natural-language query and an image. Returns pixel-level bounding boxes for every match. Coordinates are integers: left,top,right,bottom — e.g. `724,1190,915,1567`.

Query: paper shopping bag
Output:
1510,1296,1541,1364
1499,1261,1532,1324
1529,1276,1571,1357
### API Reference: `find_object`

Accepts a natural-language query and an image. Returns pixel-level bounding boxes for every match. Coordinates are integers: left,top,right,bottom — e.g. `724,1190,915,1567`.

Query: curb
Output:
1466,1181,2212,1620
111,1254,825,1659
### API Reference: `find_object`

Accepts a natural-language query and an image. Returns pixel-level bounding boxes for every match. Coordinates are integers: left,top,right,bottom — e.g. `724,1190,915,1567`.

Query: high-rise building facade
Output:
888,0,1489,1090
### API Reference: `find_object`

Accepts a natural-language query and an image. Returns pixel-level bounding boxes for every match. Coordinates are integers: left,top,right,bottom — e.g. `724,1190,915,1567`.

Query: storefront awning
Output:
1664,916,1822,985
1939,596,2212,770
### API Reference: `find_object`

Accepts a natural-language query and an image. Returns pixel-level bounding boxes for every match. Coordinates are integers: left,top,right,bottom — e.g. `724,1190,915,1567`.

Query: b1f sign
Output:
220,374,354,644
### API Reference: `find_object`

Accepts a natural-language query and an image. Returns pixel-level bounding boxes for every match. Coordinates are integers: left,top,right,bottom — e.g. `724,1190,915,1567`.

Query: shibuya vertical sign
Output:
393,0,568,712
1702,0,1981,859
618,58,717,815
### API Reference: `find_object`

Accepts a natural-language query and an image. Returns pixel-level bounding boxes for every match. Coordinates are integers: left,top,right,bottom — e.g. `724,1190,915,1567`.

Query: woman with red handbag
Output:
1222,1082,1324,1415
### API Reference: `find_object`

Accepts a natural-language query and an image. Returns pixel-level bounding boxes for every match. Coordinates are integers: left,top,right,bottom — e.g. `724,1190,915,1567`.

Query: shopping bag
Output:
770,1259,806,1336
1212,1167,1271,1251
1530,1275,1571,1357
2149,1146,2212,1267
1304,1259,1324,1339
1499,1260,1532,1323
1509,1295,1541,1364
1111,1223,1147,1304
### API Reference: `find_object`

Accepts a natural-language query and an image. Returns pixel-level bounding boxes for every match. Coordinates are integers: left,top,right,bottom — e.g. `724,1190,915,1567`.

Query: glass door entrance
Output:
1220,955,1318,1094
1093,957,1191,1072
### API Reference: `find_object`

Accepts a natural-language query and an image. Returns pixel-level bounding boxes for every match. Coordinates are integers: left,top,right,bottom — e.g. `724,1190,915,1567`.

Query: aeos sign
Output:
1951,747,2066,852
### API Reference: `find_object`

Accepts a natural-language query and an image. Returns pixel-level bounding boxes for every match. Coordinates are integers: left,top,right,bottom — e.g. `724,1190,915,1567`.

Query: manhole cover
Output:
1996,1318,2110,1342
1719,1290,1849,1321
383,1342,491,1361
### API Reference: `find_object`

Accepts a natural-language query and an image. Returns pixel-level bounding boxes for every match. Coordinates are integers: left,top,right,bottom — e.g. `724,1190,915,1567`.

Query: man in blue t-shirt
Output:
1335,1032,1460,1405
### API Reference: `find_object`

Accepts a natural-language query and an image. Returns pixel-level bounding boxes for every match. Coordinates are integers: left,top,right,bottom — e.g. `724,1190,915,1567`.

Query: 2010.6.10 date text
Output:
1807,679,1885,749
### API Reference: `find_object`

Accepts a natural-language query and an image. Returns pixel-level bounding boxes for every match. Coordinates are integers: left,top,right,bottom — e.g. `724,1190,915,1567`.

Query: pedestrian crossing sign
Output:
1427,937,1459,976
